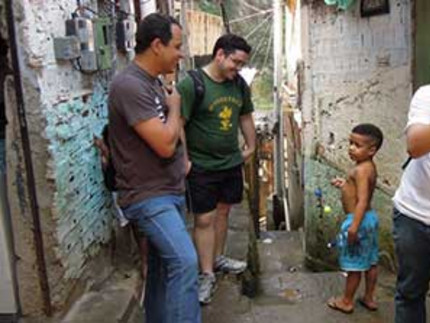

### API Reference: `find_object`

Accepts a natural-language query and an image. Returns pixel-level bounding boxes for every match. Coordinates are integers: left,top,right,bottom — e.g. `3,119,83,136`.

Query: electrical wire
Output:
261,24,273,71
106,0,136,18
244,12,272,40
249,16,272,66
74,5,98,17
238,0,269,13
70,57,98,75
229,9,273,24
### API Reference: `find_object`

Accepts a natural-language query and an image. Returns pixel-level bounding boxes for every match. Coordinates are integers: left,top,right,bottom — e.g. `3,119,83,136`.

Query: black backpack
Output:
187,69,248,113
100,71,248,190
100,125,117,192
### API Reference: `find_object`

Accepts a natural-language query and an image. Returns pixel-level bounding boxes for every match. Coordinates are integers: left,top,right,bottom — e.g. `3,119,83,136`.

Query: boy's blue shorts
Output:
338,209,379,271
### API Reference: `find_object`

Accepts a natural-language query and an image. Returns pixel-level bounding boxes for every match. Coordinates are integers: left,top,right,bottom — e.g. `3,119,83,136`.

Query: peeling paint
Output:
301,1,411,271
44,89,113,279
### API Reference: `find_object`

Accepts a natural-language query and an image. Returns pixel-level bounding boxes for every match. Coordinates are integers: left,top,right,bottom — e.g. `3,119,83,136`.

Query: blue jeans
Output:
393,207,430,323
122,195,200,323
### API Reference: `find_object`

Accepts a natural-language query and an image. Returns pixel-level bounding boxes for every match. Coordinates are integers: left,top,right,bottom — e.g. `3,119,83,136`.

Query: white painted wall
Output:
296,0,413,268
302,0,412,190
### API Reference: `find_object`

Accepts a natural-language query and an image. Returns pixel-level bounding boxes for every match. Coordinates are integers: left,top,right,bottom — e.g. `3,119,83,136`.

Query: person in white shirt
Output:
393,85,430,323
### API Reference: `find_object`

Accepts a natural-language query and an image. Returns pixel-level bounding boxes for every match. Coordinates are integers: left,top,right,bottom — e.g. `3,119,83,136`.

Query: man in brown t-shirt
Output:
108,13,200,323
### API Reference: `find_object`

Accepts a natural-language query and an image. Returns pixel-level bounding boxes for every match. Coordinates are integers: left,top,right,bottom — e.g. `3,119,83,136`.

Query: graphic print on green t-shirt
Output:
178,71,254,171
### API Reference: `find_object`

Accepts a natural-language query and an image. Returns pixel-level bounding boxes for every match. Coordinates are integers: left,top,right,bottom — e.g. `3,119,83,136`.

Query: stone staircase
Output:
251,230,397,323
59,201,430,323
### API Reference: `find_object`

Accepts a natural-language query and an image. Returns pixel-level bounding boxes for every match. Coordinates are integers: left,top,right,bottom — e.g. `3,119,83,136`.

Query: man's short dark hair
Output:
135,13,181,54
212,34,252,59
352,123,384,151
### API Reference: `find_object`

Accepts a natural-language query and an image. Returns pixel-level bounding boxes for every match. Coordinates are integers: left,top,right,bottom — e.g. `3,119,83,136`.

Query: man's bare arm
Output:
180,118,192,174
239,113,256,162
133,88,182,158
406,124,430,158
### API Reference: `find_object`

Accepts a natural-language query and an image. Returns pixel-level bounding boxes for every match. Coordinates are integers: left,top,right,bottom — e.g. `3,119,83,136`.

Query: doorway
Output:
0,31,19,321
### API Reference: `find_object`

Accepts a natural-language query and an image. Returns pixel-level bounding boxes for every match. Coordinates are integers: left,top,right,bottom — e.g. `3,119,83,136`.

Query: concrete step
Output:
258,230,307,275
253,230,401,323
61,270,141,323
202,274,253,323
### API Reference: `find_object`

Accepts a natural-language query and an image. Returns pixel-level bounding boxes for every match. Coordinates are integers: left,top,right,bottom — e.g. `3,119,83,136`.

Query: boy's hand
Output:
331,177,346,188
347,226,358,245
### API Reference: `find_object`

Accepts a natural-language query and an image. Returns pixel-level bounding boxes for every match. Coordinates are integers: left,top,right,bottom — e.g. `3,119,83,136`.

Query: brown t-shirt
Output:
108,63,185,207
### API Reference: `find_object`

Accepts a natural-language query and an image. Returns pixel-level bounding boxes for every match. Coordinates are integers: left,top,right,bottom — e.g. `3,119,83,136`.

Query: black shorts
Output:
186,164,244,214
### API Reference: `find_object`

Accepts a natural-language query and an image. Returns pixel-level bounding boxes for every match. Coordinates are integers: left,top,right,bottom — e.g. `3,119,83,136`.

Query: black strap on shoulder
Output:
187,69,205,112
402,156,412,170
236,73,247,93
187,69,248,115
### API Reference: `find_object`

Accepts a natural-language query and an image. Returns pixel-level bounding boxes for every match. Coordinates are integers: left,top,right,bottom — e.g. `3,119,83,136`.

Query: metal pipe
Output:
5,0,52,316
220,1,230,34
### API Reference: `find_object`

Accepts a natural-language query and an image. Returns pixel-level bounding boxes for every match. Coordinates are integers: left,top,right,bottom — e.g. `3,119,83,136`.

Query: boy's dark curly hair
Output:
352,123,384,151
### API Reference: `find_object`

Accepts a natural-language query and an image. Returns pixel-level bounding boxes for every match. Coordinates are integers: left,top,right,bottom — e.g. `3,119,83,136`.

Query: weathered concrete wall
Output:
5,1,127,316
284,1,305,229
301,1,412,269
0,2,7,171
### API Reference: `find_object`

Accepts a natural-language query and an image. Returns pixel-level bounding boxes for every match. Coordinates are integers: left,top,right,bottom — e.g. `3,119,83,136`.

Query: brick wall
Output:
4,0,127,316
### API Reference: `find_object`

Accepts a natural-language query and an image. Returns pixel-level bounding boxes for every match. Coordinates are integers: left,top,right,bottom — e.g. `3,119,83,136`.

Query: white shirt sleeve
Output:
406,85,430,129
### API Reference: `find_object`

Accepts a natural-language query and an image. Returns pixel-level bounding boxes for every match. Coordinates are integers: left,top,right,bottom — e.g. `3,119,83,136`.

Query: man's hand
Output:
347,226,358,245
94,136,109,170
239,113,256,164
185,159,192,175
242,148,254,163
165,87,181,112
331,177,346,188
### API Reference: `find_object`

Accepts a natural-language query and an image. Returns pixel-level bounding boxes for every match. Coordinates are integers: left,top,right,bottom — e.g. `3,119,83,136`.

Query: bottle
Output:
327,231,364,250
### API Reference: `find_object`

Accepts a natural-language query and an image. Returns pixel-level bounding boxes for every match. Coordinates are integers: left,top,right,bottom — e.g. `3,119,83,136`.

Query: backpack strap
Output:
187,69,205,113
236,73,248,100
402,156,412,170
236,73,247,92
187,69,248,116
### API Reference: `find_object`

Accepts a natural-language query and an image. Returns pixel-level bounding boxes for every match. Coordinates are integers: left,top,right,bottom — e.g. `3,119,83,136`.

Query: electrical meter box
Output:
53,36,80,60
66,18,98,72
116,19,136,53
93,17,113,70
119,0,135,15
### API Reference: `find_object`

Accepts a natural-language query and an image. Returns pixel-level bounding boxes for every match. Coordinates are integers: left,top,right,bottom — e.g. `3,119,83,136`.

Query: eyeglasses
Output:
228,56,247,69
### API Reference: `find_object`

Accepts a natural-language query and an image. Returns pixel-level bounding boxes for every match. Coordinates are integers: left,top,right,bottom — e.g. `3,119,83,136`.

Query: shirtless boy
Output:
327,123,384,314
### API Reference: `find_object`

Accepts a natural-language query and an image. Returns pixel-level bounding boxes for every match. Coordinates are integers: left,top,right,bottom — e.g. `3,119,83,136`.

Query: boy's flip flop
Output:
327,297,354,314
358,297,378,311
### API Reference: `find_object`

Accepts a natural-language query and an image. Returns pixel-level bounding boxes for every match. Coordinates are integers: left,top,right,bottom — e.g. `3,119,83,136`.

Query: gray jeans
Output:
393,207,430,323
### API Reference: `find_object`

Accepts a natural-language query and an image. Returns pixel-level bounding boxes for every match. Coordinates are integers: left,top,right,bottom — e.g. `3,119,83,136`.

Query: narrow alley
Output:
1,0,430,323
60,201,412,323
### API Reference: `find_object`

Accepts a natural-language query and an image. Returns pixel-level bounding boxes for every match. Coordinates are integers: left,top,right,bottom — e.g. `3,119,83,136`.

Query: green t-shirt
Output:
178,70,254,171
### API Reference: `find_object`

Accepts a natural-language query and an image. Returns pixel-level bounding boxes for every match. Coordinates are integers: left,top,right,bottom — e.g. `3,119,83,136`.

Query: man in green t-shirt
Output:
177,34,256,304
